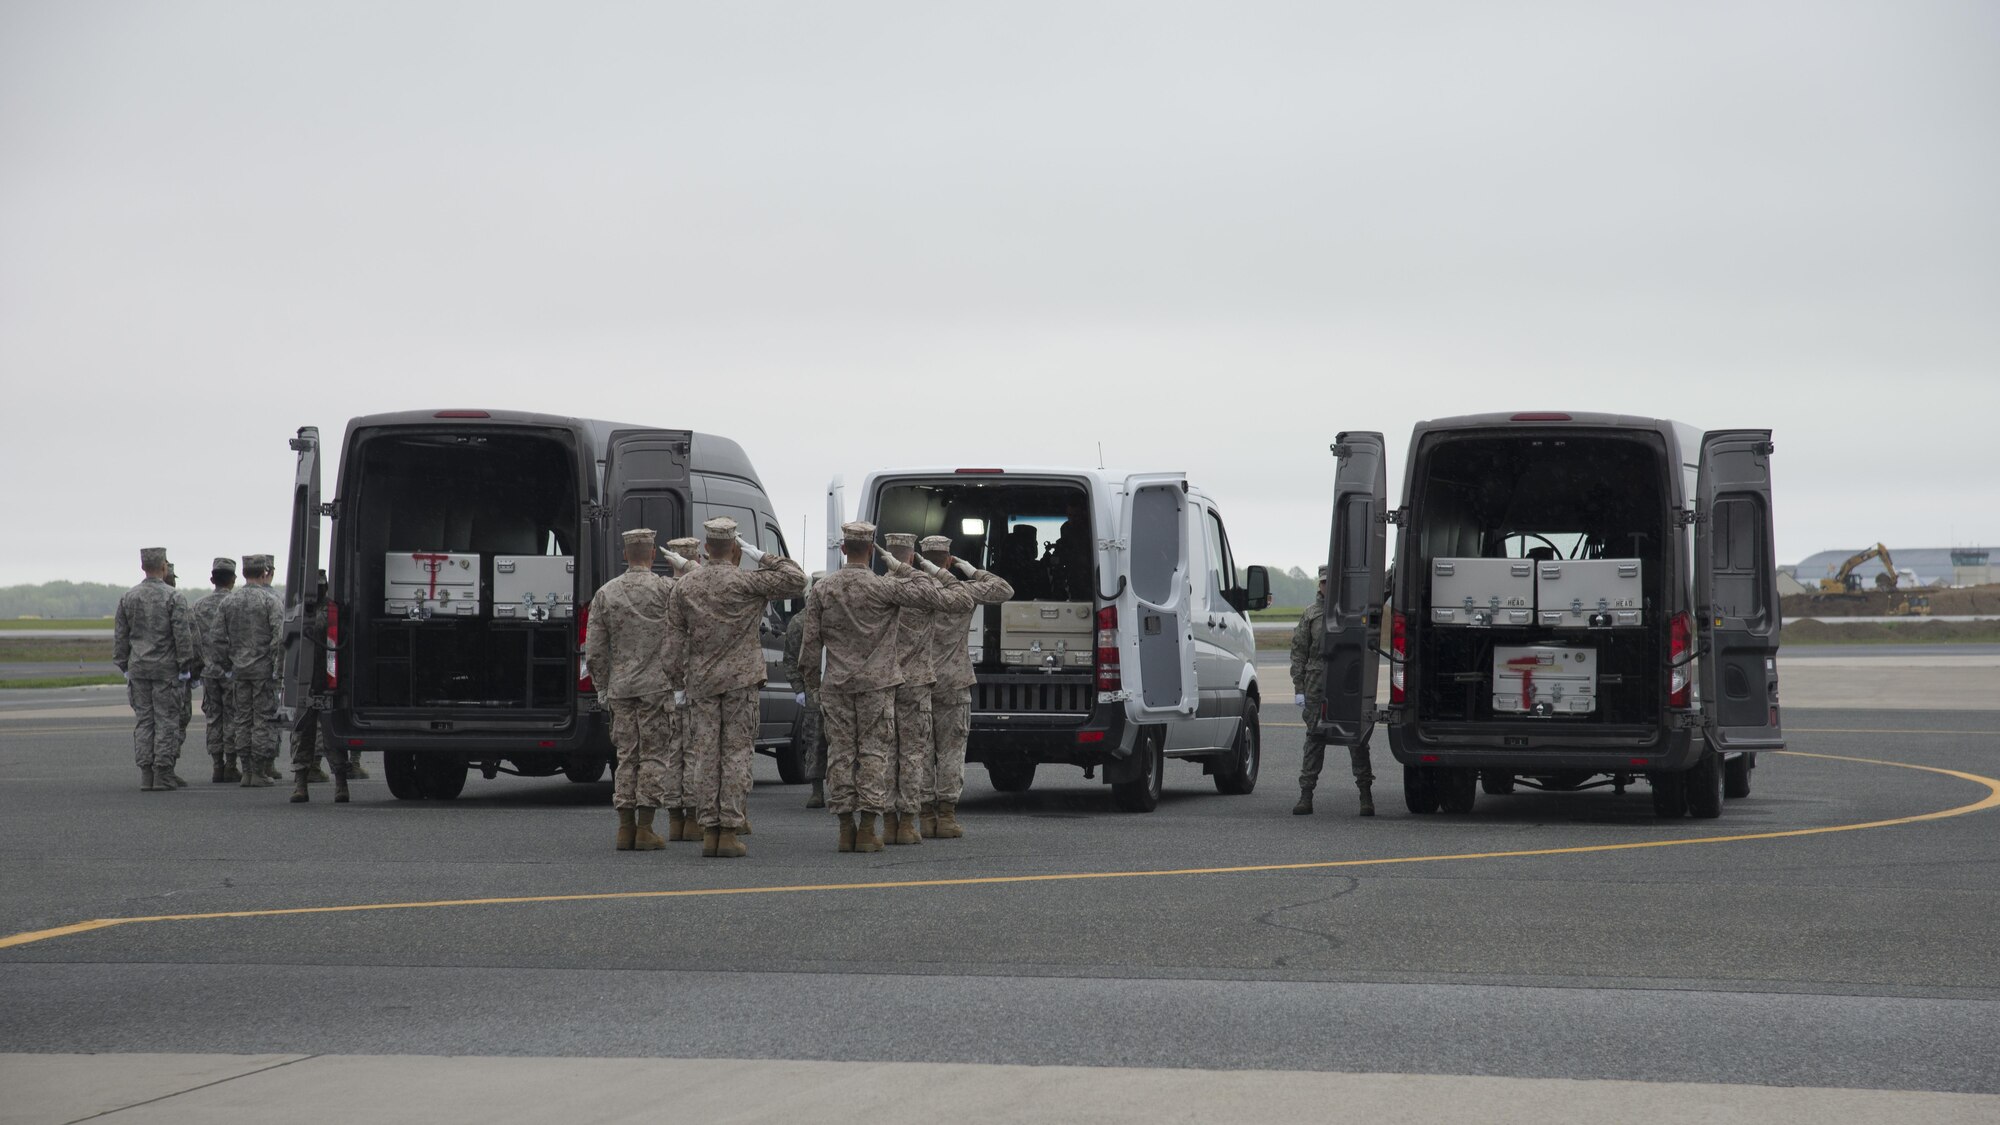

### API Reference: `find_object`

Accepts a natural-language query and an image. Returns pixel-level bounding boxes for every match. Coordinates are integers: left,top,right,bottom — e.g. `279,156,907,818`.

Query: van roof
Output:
1415,411,1688,432
864,466,1180,486
343,409,763,486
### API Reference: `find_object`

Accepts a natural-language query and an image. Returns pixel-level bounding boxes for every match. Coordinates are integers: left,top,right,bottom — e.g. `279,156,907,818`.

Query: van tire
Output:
1481,771,1516,795
563,757,607,784
987,762,1037,793
1724,752,1754,799
774,742,808,786
385,751,423,801
1649,770,1686,818
417,756,468,800
1438,768,1478,814
1403,765,1440,814
1685,748,1724,819
1112,730,1165,812
1213,699,1261,795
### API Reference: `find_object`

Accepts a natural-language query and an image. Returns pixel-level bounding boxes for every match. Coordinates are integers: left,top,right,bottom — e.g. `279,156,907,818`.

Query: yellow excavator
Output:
1818,543,1899,595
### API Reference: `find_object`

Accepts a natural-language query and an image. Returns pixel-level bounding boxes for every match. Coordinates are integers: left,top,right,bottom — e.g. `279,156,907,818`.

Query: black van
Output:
279,409,806,800
1318,413,1783,818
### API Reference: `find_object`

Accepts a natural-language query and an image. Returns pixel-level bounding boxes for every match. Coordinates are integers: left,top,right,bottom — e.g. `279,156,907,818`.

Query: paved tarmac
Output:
1,666,1996,1122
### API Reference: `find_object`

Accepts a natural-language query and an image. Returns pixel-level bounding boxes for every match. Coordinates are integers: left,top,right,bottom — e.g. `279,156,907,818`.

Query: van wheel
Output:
1438,768,1478,814
416,756,468,800
1724,752,1754,799
1685,748,1724,819
562,757,607,784
1113,730,1165,813
987,762,1037,793
774,742,808,785
385,751,423,801
1481,771,1516,795
1649,770,1686,818
1213,700,1261,795
1403,765,1440,814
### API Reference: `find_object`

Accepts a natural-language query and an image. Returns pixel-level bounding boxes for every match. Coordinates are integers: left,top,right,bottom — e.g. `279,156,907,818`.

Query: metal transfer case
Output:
999,601,1094,669
967,604,989,665
384,552,481,618
1429,558,1535,626
1492,644,1598,715
1536,559,1643,629
493,555,576,621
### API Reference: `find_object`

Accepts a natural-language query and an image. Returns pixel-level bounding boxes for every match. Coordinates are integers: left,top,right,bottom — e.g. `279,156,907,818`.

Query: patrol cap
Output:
140,547,168,568
1317,566,1328,580
702,515,739,542
919,535,953,552
212,557,237,574
840,520,876,544
621,528,657,547
243,554,274,572
665,537,701,555
883,532,917,549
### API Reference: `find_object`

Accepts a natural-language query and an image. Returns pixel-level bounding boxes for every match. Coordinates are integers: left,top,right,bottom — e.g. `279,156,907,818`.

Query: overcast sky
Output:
2,1,1994,587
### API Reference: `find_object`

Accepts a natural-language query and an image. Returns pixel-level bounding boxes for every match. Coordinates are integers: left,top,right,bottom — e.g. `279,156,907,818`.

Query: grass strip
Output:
0,675,126,690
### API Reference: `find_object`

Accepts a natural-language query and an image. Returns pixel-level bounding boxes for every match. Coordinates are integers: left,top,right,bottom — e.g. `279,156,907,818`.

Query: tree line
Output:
1,581,284,619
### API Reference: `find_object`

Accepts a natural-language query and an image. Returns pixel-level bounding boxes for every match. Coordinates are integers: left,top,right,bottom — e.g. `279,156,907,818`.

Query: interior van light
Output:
954,468,1004,474
961,518,986,535
1510,412,1572,422
434,410,491,418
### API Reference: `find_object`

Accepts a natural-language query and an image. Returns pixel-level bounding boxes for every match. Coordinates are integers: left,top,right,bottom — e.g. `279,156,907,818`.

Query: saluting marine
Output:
210,553,285,788
584,528,682,851
781,573,830,810
918,535,1013,838
664,518,805,858
1292,566,1374,816
661,535,706,834
114,547,198,792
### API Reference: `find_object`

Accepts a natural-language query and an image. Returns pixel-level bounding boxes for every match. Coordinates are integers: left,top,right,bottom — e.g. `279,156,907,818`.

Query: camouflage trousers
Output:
685,686,758,829
922,685,972,805
797,692,827,783
1300,701,1374,789
127,677,187,769
821,685,896,816
890,683,934,815
200,680,232,763
177,678,193,749
227,676,281,768
290,709,349,772
608,692,676,810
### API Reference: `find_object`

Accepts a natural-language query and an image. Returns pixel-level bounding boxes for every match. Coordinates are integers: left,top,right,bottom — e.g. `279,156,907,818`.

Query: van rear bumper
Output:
324,708,611,757
968,700,1131,767
1388,721,1697,772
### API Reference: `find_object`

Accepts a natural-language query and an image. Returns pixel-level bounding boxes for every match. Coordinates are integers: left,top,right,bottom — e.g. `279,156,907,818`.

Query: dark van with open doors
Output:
1318,413,1782,818
279,409,806,800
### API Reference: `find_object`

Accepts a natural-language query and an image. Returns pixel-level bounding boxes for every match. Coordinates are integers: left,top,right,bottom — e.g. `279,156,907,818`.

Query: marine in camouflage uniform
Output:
781,586,828,809
661,536,706,826
210,554,285,788
191,557,239,783
584,528,679,850
799,522,964,853
919,535,1014,838
663,518,805,858
114,547,198,791
1291,567,1373,816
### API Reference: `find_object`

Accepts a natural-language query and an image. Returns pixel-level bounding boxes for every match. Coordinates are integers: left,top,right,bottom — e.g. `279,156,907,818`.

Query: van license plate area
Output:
1492,644,1597,716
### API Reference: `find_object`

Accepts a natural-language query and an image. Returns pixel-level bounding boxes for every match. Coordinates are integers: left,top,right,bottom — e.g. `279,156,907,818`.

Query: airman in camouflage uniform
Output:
290,571,352,804
163,563,197,761
799,522,965,853
1292,566,1373,816
584,528,680,851
210,554,285,788
781,575,829,809
114,547,198,791
664,518,805,858
919,535,1014,838
191,557,240,783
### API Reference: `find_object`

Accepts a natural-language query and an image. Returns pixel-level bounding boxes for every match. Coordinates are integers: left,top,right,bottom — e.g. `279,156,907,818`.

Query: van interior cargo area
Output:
873,479,1094,716
351,429,580,712
1413,433,1668,727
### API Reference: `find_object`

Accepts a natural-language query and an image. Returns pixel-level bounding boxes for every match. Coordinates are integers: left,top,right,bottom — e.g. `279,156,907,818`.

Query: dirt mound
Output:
1780,583,2000,619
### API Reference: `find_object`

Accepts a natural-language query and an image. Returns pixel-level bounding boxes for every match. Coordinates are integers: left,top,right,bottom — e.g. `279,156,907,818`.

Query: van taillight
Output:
434,409,491,418
1389,611,1408,705
577,604,594,693
1095,605,1120,691
324,601,339,690
1668,611,1692,708
1510,412,1573,422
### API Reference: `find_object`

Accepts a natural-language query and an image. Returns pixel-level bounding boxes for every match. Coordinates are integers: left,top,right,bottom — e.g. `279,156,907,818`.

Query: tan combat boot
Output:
894,812,921,846
936,802,965,839
615,807,637,851
140,766,158,792
882,811,901,844
308,760,331,783
855,813,883,853
701,825,721,858
333,766,350,804
347,756,371,780
290,770,310,803
716,827,747,858
806,780,826,809
919,801,939,838
679,808,702,842
261,758,282,780
837,812,857,852
222,759,242,783
666,808,688,842
633,807,666,850
241,757,273,788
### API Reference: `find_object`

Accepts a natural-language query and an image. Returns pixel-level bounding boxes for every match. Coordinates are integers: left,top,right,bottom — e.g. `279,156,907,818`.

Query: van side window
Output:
1203,508,1237,606
760,521,788,558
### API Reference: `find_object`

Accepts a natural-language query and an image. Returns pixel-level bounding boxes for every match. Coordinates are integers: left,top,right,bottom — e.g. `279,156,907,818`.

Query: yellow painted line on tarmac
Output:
2,751,1995,952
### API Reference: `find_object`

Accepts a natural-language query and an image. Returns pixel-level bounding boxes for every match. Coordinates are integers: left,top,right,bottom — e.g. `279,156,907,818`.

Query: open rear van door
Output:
1119,473,1197,721
602,430,693,574
280,425,322,725
1695,430,1785,751
825,475,847,573
1318,432,1388,746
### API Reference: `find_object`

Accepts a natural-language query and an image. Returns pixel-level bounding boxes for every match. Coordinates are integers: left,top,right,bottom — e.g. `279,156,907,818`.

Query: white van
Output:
830,467,1272,811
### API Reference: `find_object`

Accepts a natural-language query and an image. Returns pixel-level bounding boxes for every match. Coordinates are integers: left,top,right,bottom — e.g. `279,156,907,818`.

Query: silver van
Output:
1318,413,1783,818
279,410,806,800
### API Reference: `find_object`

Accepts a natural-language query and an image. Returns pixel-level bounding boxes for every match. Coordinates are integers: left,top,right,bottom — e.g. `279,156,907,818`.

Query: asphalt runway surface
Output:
2,677,1997,1103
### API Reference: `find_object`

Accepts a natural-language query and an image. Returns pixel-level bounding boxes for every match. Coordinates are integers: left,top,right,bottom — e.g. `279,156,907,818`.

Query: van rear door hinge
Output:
1097,539,1128,552
318,500,340,519
585,502,610,522
1376,508,1407,526
1673,508,1703,528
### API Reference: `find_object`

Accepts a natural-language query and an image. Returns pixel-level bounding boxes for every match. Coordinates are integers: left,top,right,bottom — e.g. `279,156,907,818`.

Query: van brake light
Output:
1510,412,1573,422
324,600,340,691
954,468,1005,474
1389,610,1408,705
1095,605,1120,691
434,410,491,418
577,604,595,693
1668,611,1692,708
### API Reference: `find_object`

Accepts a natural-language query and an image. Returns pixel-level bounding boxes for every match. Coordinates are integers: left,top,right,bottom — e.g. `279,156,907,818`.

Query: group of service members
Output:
114,548,360,800
586,516,1012,858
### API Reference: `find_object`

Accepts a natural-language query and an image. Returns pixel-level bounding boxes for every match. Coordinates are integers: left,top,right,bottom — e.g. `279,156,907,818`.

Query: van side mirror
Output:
1245,565,1271,612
